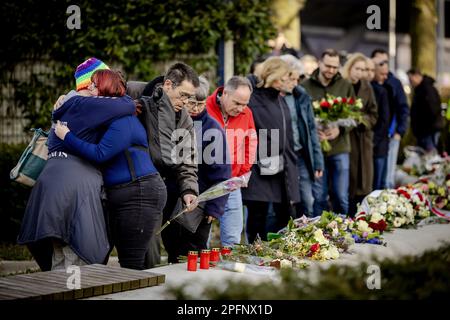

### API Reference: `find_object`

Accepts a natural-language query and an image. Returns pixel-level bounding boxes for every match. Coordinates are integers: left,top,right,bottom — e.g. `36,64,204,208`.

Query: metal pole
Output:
437,0,445,83
389,0,397,70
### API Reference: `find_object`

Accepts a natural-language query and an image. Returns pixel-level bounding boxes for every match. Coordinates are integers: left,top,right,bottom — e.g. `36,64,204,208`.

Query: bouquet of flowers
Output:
312,94,364,152
413,177,450,211
227,237,309,269
157,172,251,234
314,210,385,245
314,211,355,250
396,186,431,221
356,189,418,229
267,217,346,261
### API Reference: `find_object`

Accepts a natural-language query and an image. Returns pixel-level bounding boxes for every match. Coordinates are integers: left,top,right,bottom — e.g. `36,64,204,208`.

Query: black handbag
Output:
169,197,206,234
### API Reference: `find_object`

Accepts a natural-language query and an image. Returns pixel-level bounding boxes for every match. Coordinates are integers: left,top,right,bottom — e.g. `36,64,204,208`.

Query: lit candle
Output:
210,248,220,266
200,249,210,269
221,246,232,256
187,251,198,271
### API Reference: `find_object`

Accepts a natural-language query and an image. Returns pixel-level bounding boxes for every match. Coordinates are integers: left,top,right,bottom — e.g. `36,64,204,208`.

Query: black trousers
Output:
161,213,212,264
107,174,167,270
143,180,177,269
245,200,294,244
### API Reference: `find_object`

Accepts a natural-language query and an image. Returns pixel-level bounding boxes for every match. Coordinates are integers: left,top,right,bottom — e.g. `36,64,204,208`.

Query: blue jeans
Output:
297,155,314,216
313,153,350,216
386,138,400,189
219,189,243,247
417,132,440,153
373,156,388,190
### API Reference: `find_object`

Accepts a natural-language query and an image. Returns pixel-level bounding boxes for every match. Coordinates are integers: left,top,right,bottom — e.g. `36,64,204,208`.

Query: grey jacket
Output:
127,81,199,197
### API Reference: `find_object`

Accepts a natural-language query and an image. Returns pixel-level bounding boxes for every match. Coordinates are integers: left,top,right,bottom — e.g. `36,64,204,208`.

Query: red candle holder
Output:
187,251,198,271
210,248,220,266
221,246,232,256
200,249,210,269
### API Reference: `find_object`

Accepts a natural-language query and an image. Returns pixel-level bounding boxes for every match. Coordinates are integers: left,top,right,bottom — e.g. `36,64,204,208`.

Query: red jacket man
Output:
206,76,257,246
206,82,257,178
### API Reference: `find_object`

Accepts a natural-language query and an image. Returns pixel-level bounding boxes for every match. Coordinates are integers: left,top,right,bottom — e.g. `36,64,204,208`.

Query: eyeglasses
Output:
178,91,195,101
187,99,206,108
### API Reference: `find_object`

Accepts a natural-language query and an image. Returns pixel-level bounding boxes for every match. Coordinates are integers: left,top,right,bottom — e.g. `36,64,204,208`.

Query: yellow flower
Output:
313,229,329,245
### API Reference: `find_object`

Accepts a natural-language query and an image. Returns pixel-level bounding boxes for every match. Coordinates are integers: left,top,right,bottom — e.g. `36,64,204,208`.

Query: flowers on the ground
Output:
356,187,433,229
413,177,450,211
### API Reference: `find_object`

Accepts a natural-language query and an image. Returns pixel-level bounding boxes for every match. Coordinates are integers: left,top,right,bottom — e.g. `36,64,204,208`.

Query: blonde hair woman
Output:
342,53,378,216
242,57,300,243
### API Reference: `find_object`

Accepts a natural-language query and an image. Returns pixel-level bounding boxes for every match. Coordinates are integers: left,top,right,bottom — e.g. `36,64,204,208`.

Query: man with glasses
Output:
371,49,410,189
302,49,355,216
131,62,200,268
162,76,231,262
206,76,257,247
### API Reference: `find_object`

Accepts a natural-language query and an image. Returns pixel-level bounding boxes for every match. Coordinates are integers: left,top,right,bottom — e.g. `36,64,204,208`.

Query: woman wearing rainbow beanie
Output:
18,58,135,271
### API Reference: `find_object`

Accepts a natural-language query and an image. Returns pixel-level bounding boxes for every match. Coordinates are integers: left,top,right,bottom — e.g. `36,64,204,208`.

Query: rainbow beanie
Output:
74,57,110,91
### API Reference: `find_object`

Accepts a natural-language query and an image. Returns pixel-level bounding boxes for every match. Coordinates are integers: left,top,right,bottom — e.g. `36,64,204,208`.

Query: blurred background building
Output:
270,0,450,89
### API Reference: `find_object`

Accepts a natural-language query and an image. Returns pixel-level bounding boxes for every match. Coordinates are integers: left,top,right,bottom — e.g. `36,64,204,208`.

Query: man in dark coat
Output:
127,62,200,268
366,58,390,190
371,49,410,188
407,68,444,153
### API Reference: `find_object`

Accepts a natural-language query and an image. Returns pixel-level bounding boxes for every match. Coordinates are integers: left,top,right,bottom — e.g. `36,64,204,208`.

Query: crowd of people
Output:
17,47,445,271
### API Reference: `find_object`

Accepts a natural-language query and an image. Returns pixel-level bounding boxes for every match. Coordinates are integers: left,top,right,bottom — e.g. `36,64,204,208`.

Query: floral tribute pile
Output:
412,177,450,211
224,210,387,271
356,187,432,229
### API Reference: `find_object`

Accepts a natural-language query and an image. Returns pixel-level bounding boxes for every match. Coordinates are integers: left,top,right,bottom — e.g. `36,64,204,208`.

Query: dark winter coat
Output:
386,72,410,137
241,75,300,204
371,81,390,157
191,109,231,218
349,80,378,197
292,85,324,179
410,75,444,138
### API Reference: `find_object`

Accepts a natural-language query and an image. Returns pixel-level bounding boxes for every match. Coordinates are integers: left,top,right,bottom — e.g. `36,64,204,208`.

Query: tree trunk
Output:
410,0,437,78
271,0,307,50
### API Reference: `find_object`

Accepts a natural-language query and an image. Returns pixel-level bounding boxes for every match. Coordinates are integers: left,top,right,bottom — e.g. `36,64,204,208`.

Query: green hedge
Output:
2,0,276,129
0,144,31,243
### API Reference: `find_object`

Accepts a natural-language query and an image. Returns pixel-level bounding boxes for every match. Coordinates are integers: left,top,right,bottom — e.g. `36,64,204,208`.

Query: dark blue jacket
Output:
386,72,409,137
371,82,391,157
191,109,231,218
291,85,324,180
49,94,135,153
63,115,157,187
